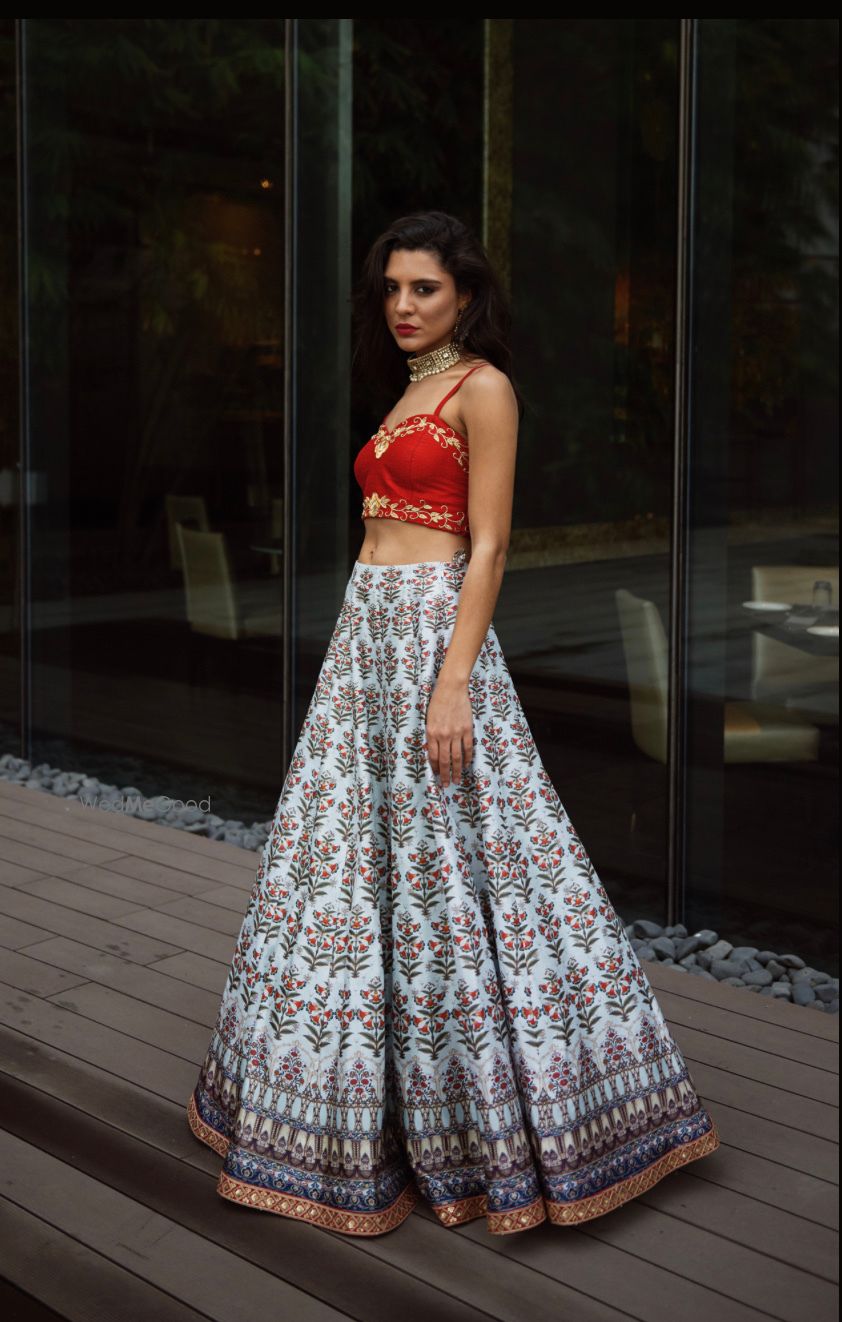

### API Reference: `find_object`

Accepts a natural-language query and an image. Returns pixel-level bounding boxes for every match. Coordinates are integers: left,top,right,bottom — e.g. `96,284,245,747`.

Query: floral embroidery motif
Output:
372,414,469,470
187,549,720,1238
362,489,467,533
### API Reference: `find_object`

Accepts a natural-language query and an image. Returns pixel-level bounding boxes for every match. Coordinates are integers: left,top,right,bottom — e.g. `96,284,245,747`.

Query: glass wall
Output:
351,20,680,928
684,19,838,969
286,20,352,743
495,20,680,925
0,21,20,744
1,18,837,969
7,20,289,826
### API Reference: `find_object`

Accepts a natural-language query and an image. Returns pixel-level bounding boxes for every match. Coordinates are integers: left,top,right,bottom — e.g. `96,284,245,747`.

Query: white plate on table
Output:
742,600,792,612
806,624,839,638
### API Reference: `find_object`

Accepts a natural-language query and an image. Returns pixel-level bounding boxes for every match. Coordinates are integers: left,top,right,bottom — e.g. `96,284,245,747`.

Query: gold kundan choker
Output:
407,339,462,381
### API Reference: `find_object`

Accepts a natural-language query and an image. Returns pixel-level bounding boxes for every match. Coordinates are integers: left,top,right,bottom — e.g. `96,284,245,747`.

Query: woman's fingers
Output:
427,730,473,787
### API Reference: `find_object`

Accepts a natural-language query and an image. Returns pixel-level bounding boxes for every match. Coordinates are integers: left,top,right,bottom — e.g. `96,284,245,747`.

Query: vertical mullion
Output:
15,18,32,764
667,18,699,926
282,19,299,771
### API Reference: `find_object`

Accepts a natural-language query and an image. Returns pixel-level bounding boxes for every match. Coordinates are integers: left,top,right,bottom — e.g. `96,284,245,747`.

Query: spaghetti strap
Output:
433,364,487,417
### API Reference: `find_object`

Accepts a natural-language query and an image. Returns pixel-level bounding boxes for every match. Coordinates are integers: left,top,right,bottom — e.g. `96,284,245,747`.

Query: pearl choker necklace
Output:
407,339,462,381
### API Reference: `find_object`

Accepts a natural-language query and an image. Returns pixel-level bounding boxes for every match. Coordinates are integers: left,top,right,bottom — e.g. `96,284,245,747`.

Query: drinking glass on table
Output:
812,579,833,610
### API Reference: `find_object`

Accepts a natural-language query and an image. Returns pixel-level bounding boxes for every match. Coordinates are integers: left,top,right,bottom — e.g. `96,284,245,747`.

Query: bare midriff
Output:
356,518,471,566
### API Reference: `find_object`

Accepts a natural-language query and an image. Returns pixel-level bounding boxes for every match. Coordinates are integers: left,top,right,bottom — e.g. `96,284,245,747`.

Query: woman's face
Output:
383,248,468,355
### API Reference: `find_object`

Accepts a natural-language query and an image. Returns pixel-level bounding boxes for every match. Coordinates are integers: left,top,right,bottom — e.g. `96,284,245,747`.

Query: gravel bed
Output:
622,919,838,1015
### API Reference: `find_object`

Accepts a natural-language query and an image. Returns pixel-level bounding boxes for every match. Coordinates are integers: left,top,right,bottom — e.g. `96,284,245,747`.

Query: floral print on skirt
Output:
187,546,720,1236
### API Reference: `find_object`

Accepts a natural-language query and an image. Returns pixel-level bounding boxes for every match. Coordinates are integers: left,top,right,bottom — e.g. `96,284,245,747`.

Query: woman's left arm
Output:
426,369,520,787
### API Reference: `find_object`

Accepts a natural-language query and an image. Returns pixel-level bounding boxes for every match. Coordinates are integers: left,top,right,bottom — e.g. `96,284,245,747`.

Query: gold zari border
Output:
361,489,467,533
217,1171,419,1236
188,1093,721,1237
373,416,469,469
546,1120,721,1225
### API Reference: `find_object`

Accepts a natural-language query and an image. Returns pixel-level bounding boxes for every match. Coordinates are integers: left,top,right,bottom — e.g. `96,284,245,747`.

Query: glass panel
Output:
0,21,21,755
686,19,838,971
492,19,680,923
289,19,353,740
350,17,485,492
351,19,677,927
18,20,288,830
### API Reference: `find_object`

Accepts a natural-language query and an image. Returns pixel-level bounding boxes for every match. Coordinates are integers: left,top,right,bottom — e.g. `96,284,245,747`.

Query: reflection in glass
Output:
13,19,287,824
0,20,20,747
493,20,680,925
685,19,838,970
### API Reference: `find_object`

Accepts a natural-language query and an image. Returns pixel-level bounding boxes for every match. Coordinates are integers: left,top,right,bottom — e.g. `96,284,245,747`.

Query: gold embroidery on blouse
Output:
361,490,467,533
372,417,468,470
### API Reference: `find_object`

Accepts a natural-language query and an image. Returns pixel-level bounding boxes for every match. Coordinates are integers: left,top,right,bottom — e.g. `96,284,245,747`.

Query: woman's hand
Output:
426,676,474,787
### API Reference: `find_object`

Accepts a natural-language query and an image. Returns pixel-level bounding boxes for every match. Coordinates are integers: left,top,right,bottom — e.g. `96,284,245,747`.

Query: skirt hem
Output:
187,1093,721,1237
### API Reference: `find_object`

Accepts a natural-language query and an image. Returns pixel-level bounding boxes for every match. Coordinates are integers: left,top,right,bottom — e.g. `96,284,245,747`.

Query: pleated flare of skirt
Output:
187,546,720,1236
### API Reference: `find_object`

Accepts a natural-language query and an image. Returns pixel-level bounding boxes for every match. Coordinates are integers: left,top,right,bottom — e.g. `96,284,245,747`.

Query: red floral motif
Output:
190,552,718,1236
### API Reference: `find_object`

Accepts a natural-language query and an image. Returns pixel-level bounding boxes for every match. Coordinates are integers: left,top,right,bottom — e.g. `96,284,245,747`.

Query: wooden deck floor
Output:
0,778,837,1322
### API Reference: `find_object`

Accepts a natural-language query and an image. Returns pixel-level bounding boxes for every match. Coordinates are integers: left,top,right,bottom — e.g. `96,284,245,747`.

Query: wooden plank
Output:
687,1138,838,1230
0,821,124,872
0,857,48,889
428,1189,836,1322
0,886,186,964
146,950,229,993
0,981,197,1103
91,859,230,900
413,1205,772,1322
0,948,90,999
0,790,259,887
0,1020,207,1165
191,882,262,914
14,858,208,906
150,895,244,937
108,909,236,963
0,913,53,950
0,1198,210,1322
0,778,262,869
13,936,220,1025
668,1021,838,1105
113,850,255,893
0,1131,356,1322
44,982,210,1063
634,1164,837,1282
688,1060,837,1141
646,963,840,1043
20,875,156,921
652,985,839,1074
0,1056,620,1322
712,1099,838,1183
577,1197,836,1321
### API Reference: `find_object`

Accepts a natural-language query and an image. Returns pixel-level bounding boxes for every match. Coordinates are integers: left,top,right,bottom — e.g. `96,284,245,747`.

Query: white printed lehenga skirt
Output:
187,547,720,1236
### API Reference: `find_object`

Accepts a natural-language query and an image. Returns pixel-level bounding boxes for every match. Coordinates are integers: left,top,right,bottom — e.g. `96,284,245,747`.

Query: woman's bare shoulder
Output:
462,358,516,405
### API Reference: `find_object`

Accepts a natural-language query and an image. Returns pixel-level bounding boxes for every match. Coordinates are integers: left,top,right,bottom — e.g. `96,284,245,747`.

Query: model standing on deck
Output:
187,209,720,1236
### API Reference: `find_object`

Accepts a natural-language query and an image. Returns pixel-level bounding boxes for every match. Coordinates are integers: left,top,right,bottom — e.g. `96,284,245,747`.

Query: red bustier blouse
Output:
353,365,486,536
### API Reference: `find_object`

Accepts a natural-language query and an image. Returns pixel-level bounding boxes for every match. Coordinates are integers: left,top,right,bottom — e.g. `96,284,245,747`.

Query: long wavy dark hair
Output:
352,210,523,417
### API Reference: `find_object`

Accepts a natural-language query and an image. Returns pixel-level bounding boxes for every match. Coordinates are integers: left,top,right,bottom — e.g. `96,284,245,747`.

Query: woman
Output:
187,210,720,1236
